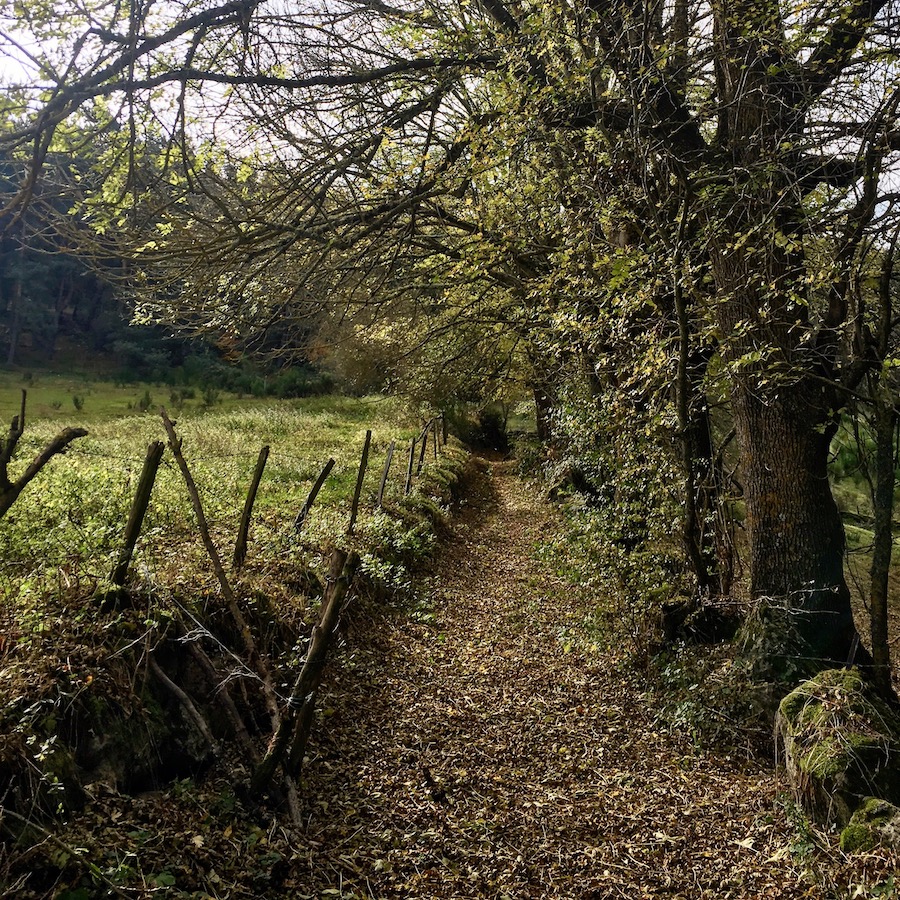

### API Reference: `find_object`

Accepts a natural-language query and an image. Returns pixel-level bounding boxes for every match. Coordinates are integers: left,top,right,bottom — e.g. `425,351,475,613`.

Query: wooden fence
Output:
1,391,446,586
0,392,450,821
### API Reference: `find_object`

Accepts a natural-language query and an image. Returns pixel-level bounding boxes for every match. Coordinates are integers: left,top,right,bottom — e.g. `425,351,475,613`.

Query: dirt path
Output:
297,461,888,899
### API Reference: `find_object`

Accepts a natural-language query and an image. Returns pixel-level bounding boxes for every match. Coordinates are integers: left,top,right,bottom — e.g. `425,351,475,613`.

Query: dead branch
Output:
159,407,281,728
148,654,220,756
0,391,87,520
187,641,259,762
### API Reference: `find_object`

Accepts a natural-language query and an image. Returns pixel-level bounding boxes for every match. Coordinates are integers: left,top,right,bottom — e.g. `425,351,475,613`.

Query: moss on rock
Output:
840,798,900,853
776,669,900,825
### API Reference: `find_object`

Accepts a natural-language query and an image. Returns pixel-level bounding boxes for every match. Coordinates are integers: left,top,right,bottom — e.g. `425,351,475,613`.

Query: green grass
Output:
0,369,279,423
829,436,900,669
0,372,469,886
0,387,459,757
0,392,424,601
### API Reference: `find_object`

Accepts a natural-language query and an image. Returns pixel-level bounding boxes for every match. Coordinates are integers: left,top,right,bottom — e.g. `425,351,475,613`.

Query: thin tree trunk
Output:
5,229,24,367
674,223,714,596
533,384,553,444
869,400,897,695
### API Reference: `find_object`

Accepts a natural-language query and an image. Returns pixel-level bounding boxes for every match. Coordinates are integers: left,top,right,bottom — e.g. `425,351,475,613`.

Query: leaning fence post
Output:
233,445,270,570
348,429,372,534
404,437,417,495
250,548,360,793
110,440,165,588
295,458,335,530
377,440,395,508
416,424,429,476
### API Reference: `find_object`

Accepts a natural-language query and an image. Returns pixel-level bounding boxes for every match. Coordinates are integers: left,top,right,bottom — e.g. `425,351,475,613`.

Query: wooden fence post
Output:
295,458,335,530
160,409,281,726
348,429,372,534
377,440,395,508
250,548,360,793
110,440,165,587
233,445,270,570
287,550,361,777
404,437,416,495
416,424,429,476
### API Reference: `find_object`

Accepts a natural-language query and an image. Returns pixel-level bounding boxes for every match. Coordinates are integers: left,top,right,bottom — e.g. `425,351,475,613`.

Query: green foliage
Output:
0,390,465,897
136,389,152,412
355,444,466,595
2,0,897,705
535,343,688,653
446,403,510,452
201,385,220,408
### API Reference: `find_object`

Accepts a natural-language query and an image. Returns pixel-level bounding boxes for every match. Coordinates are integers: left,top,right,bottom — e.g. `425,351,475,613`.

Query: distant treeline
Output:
0,238,335,396
0,154,333,398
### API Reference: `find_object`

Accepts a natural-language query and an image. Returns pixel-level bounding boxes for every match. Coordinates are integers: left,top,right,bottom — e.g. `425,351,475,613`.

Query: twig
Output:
148,654,219,756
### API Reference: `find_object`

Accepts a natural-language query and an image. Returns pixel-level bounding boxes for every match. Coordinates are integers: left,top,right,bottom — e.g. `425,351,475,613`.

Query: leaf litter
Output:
5,459,898,898
293,460,898,898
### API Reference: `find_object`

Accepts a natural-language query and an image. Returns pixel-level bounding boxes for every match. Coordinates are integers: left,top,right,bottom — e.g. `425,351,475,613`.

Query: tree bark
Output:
704,0,866,679
710,219,863,675
533,383,554,444
731,385,860,676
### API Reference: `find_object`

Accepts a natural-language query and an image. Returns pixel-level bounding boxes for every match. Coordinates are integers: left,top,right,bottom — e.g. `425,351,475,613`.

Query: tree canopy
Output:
3,0,900,683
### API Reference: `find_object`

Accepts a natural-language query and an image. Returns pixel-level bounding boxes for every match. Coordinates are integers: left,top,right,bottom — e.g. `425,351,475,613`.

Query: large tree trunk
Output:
710,236,864,677
731,384,860,677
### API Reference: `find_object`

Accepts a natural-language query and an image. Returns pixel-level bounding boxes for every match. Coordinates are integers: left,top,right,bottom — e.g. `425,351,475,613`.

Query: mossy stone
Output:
840,798,900,853
840,822,877,853
776,669,900,825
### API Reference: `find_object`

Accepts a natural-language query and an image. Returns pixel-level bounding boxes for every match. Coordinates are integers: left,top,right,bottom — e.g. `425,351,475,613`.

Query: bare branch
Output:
798,0,891,103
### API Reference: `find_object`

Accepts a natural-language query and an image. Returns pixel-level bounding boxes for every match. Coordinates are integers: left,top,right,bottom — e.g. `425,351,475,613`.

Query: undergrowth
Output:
0,395,468,898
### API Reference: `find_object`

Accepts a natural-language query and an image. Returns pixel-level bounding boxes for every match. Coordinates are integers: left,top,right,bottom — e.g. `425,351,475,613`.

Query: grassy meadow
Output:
0,369,471,898
0,368,278,422
827,421,900,657
0,379,431,626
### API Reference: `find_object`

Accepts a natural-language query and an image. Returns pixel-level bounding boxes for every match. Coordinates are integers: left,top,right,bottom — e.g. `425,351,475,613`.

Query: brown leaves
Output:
293,463,898,898
5,461,898,897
